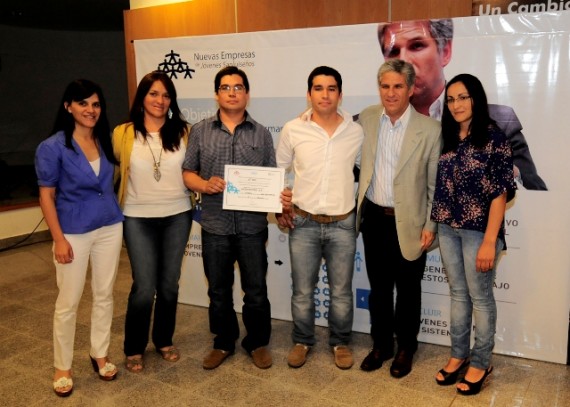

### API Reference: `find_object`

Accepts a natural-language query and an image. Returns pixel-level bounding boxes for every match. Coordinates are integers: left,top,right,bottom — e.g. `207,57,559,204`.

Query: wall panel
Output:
236,0,389,32
392,0,471,21
123,0,471,101
124,0,236,97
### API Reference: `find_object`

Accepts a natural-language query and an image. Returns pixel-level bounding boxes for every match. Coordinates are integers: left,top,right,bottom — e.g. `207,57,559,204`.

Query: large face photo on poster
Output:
134,11,570,364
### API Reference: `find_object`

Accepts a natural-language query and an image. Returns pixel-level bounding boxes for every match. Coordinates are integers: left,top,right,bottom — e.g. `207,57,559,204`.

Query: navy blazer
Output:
488,104,547,190
35,131,124,234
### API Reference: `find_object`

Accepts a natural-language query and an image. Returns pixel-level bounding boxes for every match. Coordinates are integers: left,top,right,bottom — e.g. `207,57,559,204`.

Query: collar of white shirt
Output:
380,104,412,130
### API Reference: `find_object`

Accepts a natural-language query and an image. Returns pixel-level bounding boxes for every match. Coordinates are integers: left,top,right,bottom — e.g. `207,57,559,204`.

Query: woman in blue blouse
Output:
35,80,124,396
431,74,516,395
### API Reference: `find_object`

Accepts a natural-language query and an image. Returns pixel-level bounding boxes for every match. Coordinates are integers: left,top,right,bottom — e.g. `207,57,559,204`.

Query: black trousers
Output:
361,198,426,354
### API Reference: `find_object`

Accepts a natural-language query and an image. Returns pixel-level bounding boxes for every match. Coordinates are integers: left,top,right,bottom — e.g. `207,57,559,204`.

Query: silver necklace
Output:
146,139,163,182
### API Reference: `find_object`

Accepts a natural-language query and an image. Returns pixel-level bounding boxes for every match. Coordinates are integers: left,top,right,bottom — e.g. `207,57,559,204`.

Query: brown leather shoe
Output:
203,349,233,370
332,345,354,369
390,350,414,378
360,349,393,371
251,346,272,369
287,343,311,368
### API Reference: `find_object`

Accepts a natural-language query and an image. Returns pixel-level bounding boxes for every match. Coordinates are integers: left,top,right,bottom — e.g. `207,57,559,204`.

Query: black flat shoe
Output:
435,358,469,386
457,366,493,395
90,355,118,381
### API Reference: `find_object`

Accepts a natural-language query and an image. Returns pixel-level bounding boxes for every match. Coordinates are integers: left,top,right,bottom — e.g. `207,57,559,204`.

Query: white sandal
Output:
90,356,118,381
53,376,73,397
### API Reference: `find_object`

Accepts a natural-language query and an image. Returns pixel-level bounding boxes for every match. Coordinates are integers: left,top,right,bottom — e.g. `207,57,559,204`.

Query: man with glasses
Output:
377,18,546,190
276,66,364,370
183,66,286,370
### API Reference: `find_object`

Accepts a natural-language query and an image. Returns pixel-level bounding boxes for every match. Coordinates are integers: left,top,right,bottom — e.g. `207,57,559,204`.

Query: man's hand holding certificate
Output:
223,165,285,213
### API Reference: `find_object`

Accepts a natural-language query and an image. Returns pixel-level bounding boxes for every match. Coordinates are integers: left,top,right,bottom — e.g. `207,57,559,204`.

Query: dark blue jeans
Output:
201,228,271,353
123,210,192,356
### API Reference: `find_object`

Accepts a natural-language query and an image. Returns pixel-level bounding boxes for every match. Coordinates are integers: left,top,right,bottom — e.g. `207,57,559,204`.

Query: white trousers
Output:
53,222,123,370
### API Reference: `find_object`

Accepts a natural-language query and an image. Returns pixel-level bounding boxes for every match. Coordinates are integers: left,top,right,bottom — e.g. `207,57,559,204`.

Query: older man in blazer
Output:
356,59,442,378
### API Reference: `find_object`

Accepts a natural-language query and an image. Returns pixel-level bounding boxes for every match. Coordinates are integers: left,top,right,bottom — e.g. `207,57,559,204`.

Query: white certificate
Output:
223,165,285,213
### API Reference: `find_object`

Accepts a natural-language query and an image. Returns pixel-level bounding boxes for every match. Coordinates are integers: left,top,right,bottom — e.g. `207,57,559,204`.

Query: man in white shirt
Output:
276,66,364,370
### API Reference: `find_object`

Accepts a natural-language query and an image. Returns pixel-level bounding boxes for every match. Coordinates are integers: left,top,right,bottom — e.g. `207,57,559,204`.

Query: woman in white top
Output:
113,71,192,373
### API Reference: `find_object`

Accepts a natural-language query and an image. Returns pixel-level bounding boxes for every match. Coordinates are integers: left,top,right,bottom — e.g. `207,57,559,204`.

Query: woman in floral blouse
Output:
431,74,516,395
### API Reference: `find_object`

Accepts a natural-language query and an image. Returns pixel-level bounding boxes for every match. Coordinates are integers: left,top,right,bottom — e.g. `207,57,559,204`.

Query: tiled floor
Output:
0,240,568,406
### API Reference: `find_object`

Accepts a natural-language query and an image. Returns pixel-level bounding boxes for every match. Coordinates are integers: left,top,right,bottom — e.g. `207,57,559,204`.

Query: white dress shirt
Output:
429,88,446,121
276,108,363,216
366,105,412,207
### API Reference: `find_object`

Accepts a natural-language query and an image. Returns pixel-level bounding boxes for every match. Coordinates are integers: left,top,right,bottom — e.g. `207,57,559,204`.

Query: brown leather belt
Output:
294,205,353,224
378,206,395,216
364,197,395,216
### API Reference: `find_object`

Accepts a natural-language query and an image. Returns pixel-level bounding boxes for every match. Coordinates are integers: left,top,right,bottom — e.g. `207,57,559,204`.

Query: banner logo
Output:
158,50,195,79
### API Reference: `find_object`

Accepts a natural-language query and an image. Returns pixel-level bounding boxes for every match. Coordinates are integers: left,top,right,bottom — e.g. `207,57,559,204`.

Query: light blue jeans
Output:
438,223,503,370
289,212,356,346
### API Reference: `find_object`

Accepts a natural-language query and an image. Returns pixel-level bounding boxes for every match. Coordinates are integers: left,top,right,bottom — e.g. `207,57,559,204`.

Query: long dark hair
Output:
50,79,117,165
128,70,188,152
441,73,497,154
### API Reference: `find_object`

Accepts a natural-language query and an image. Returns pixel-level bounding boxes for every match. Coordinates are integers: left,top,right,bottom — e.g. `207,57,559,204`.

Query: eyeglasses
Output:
446,95,471,105
218,84,246,94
